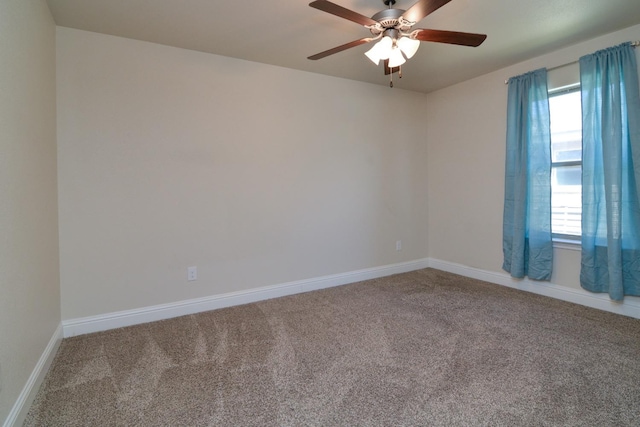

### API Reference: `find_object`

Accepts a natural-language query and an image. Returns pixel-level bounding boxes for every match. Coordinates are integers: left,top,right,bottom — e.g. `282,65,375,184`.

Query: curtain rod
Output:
503,41,640,84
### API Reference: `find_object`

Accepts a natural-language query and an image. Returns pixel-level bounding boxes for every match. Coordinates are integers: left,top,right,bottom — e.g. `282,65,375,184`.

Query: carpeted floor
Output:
24,268,640,426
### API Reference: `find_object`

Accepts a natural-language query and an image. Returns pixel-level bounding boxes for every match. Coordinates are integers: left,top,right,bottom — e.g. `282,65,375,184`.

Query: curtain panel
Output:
503,68,553,280
579,42,640,300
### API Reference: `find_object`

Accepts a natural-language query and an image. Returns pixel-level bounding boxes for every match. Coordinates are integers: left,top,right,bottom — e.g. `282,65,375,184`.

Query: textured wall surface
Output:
56,27,429,320
0,0,60,422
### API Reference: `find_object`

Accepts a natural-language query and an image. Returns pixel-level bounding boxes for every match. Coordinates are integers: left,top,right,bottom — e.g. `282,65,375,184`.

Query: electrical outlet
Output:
396,240,402,251
187,266,197,281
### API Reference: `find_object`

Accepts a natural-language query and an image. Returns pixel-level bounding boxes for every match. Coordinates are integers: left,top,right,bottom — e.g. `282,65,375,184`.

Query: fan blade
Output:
402,0,452,23
309,0,378,27
308,38,372,60
412,29,487,47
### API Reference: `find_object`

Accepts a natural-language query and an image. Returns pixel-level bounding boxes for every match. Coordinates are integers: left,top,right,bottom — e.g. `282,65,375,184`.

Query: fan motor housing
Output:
369,8,412,35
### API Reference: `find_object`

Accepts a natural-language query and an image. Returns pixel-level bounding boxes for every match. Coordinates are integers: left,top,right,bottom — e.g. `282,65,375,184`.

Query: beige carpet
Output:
25,268,640,426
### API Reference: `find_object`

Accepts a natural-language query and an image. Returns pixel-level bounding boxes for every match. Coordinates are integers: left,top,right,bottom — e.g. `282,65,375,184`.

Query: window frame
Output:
548,83,582,244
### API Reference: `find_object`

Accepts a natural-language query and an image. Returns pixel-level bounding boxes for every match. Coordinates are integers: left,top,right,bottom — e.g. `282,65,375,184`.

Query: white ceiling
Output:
46,0,640,93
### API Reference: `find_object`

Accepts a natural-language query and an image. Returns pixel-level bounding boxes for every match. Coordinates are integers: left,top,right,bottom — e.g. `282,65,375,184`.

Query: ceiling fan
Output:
308,0,487,86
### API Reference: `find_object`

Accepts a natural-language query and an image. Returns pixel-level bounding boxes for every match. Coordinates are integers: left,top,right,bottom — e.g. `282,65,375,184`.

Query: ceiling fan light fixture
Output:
397,36,420,59
364,36,393,65
387,46,406,68
364,45,382,65
308,0,487,85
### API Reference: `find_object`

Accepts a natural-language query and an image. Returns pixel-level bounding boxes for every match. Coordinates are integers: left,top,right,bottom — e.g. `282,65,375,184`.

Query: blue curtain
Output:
503,68,553,280
579,42,640,301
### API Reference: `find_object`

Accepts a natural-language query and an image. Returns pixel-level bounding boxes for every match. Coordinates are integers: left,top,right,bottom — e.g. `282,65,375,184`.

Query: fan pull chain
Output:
389,65,402,88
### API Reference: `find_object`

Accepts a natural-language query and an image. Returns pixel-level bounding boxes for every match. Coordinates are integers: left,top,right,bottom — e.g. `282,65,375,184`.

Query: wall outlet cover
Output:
187,266,197,281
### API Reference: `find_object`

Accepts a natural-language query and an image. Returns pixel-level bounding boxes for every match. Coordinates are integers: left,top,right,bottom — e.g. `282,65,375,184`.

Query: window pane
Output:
549,91,582,163
552,165,581,236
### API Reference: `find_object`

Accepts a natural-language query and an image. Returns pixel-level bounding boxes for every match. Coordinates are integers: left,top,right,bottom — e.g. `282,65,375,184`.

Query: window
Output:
549,86,581,239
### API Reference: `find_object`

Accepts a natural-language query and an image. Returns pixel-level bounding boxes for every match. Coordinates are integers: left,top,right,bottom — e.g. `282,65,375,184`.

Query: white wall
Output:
0,0,60,422
56,28,429,320
427,24,640,306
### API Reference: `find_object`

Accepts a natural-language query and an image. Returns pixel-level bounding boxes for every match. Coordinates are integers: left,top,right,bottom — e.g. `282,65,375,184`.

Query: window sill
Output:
553,237,581,251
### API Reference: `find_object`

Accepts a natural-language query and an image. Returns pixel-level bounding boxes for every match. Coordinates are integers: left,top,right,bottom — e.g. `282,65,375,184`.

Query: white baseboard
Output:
61,256,639,338
3,324,62,427
62,258,430,337
427,258,640,319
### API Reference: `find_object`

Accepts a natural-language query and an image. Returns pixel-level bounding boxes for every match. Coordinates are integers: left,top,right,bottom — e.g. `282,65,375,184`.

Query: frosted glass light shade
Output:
387,47,406,68
397,37,420,59
364,36,393,65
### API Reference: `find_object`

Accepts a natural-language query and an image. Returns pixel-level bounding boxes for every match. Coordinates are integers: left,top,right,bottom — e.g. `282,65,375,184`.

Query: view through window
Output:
549,87,582,238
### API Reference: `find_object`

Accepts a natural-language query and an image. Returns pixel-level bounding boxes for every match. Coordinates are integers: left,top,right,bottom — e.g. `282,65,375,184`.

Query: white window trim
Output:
549,84,582,242
548,82,580,95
